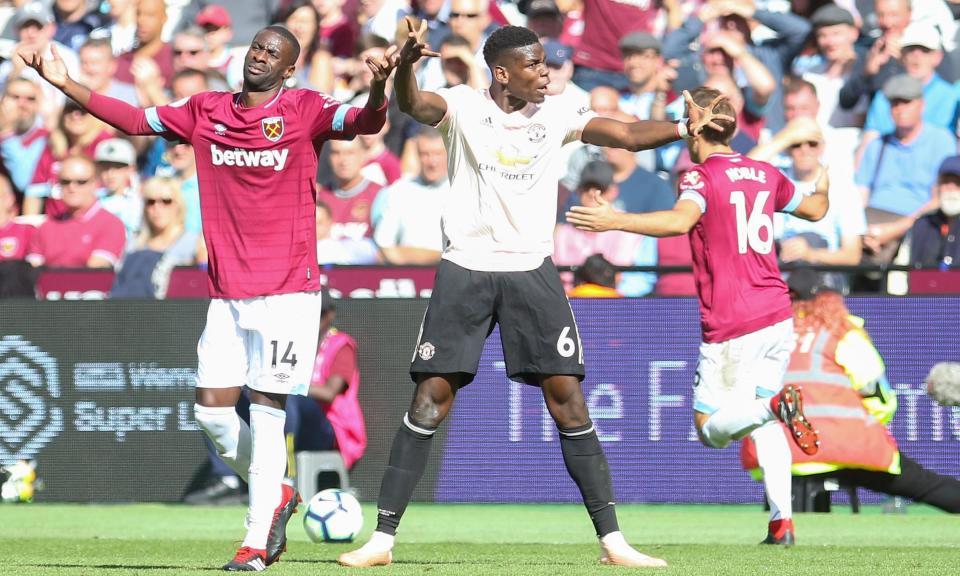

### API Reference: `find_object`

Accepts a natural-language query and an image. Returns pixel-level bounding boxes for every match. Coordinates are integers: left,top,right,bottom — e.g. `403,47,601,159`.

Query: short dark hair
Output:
262,24,301,64
482,25,540,67
689,87,737,145
575,254,617,288
80,37,113,53
171,68,209,88
441,33,472,50
355,33,390,57
784,77,817,99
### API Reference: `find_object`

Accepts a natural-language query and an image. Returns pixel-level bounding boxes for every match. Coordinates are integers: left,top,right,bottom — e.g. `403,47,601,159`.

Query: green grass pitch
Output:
4,503,959,575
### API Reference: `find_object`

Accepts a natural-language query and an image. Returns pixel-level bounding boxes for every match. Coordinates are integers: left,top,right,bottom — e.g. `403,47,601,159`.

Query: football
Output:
303,488,363,543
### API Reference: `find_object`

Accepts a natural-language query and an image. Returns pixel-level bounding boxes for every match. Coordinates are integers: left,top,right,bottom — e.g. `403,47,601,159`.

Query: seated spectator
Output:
525,0,564,40
543,39,587,105
23,99,113,217
316,200,380,265
799,4,867,130
317,138,383,242
95,138,142,243
195,5,243,80
893,156,960,272
0,77,48,195
360,117,402,186
855,74,954,267
114,0,174,88
110,177,196,299
570,0,660,92
374,128,447,265
159,140,201,236
360,0,410,43
78,37,138,105
619,32,674,123
603,125,675,215
269,0,331,91
438,33,488,90
0,174,34,261
26,155,125,268
568,253,622,298
771,124,865,291
741,269,960,514
171,26,212,75
862,23,959,139
839,0,910,114
184,291,366,504
317,0,357,59
419,0,492,91
52,0,111,53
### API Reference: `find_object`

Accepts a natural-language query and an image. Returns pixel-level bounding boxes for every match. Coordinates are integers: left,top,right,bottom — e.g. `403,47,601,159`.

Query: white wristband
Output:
676,118,691,139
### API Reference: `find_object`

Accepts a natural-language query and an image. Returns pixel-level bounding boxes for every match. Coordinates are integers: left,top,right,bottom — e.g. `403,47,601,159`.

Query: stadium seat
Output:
792,476,860,513
295,451,350,499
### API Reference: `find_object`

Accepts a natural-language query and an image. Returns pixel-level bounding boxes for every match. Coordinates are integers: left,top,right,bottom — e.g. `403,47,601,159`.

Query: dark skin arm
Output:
394,18,446,126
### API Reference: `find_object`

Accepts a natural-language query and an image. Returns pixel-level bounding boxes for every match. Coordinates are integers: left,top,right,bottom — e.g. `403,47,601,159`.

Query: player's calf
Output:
265,481,300,565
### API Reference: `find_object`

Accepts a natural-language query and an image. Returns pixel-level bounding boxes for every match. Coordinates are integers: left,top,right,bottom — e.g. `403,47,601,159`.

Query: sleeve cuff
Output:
781,188,804,213
679,190,706,213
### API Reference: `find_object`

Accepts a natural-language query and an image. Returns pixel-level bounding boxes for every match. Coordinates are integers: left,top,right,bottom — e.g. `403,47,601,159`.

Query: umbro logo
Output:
213,123,227,136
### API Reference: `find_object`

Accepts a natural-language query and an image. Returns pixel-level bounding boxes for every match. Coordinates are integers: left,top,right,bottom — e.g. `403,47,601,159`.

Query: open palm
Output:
19,44,69,88
398,17,440,66
684,91,734,136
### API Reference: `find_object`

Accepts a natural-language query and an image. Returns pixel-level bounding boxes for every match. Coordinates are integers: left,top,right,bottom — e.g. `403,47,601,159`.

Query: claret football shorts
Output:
195,291,322,395
410,258,586,385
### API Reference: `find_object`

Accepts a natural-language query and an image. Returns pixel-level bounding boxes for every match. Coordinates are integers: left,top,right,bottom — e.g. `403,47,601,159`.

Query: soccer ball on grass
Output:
303,488,363,542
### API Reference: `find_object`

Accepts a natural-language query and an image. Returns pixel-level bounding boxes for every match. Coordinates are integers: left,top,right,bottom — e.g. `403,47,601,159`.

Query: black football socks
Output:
559,421,620,538
374,413,436,536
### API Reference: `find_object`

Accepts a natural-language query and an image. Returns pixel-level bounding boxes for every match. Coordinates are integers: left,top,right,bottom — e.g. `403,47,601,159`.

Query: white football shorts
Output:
195,291,322,395
692,318,794,415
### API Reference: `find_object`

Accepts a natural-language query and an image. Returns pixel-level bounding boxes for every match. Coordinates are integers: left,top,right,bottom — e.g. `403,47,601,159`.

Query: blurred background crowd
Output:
1,0,959,299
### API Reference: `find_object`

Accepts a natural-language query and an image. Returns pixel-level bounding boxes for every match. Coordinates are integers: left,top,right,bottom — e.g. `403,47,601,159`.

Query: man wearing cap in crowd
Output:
854,73,955,268
193,5,240,78
619,31,674,123
525,0,563,40
543,39,587,106
52,0,111,53
862,22,960,138
95,137,142,242
800,4,868,130
0,1,80,109
176,0,276,47
892,155,960,277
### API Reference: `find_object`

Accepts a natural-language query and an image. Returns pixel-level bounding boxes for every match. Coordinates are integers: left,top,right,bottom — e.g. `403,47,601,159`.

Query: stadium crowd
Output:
1,0,959,298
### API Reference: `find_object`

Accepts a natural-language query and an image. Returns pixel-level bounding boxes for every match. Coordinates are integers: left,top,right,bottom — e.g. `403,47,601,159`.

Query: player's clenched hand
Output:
18,43,70,88
565,191,619,232
366,45,399,83
684,90,734,136
398,17,440,66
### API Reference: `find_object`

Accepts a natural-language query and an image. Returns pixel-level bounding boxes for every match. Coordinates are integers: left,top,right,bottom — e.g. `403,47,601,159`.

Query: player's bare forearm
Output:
792,192,829,222
566,200,700,237
617,209,697,237
60,77,93,107
395,62,446,126
367,78,388,111
581,117,681,152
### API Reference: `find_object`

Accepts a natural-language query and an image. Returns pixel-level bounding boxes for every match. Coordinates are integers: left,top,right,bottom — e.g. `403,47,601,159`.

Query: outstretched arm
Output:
394,17,447,126
580,91,733,152
565,191,703,237
790,166,830,222
19,45,156,136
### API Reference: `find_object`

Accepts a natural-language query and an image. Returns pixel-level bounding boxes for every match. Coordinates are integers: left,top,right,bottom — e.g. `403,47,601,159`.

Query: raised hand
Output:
398,17,440,66
684,90,735,136
565,191,619,232
365,45,399,83
18,43,69,88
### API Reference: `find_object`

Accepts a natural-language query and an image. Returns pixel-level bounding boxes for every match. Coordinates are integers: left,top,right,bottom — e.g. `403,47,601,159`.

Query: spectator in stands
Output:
438,33,488,90
602,113,675,215
361,0,410,43
419,0,492,91
195,5,240,78
411,0,451,50
568,253,622,298
184,291,366,504
164,140,201,237
543,40,586,106
855,74,954,266
110,176,198,299
78,38,138,105
25,154,125,268
360,118,402,186
52,0,110,52
862,23,959,140
662,0,810,133
0,77,48,195
101,0,136,56
839,0,911,111
115,0,174,88
0,173,33,261
171,26,212,75
178,0,276,48
702,74,763,153
374,127,447,264
316,200,380,264
317,138,383,243
316,0,358,59
741,269,960,514
557,160,658,296
894,155,960,272
23,98,112,217
525,0,564,40
570,0,661,92
95,138,141,242
800,4,867,129
618,32,673,123
773,124,865,290
270,0,332,91
0,2,80,110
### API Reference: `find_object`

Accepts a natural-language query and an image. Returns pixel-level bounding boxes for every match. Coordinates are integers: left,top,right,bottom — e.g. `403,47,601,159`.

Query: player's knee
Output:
193,404,234,453
408,397,448,428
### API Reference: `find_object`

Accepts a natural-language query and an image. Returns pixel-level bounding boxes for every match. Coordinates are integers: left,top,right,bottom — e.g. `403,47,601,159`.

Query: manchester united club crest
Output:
261,116,284,142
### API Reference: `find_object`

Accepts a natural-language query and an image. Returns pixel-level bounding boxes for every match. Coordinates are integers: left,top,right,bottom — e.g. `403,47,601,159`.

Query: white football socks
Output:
193,404,251,481
751,421,793,521
360,531,396,553
243,403,287,550
700,397,775,449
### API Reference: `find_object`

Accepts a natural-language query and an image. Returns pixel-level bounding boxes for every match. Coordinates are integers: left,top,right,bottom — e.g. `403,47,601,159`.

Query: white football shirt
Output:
434,85,597,271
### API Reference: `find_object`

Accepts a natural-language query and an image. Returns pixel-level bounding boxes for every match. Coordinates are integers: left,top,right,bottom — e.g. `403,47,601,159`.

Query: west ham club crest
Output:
261,116,284,142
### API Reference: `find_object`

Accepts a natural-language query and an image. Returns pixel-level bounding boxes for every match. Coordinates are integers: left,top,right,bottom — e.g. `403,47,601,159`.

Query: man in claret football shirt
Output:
568,86,830,546
22,25,396,571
